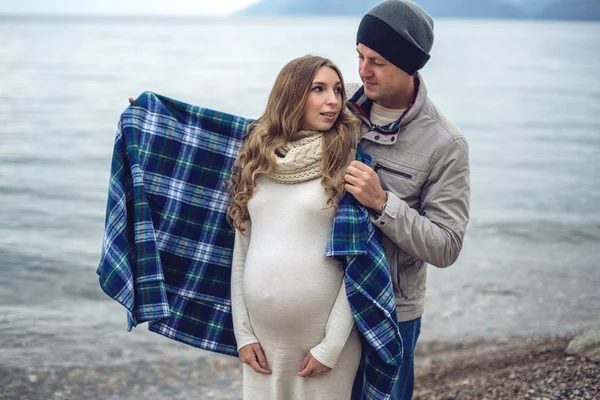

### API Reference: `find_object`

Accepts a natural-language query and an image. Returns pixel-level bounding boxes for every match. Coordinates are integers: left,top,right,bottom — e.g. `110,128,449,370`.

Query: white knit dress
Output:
231,176,361,400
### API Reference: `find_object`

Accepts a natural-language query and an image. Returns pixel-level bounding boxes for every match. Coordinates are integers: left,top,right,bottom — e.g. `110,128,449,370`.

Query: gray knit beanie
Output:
357,0,434,75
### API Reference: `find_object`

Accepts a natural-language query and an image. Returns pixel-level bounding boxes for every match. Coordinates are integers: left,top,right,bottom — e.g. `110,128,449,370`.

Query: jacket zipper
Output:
374,164,413,180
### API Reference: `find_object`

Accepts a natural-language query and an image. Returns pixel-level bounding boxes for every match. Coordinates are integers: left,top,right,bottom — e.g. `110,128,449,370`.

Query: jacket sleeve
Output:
309,277,355,369
231,224,260,350
372,136,470,268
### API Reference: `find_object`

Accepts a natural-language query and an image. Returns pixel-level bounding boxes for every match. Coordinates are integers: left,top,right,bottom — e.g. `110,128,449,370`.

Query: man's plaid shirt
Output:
97,91,403,399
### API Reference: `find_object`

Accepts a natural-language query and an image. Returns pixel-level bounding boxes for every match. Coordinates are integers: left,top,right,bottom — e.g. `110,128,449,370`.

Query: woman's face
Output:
299,66,343,132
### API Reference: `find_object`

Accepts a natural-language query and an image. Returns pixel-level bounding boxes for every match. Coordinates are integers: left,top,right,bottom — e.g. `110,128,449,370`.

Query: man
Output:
343,1,471,399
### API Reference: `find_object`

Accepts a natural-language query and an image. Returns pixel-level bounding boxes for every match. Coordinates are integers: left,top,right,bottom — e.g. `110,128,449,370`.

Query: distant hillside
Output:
237,0,600,21
498,0,558,16
238,0,525,18
414,0,525,18
537,0,600,21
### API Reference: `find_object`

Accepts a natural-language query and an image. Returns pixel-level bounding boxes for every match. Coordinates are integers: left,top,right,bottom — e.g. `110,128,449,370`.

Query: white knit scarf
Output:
269,131,324,184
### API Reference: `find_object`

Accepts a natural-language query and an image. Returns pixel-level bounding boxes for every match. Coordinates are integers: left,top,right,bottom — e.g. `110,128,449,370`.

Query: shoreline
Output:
1,334,598,400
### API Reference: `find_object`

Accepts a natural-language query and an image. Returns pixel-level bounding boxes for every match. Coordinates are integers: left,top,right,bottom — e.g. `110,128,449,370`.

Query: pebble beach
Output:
2,333,598,400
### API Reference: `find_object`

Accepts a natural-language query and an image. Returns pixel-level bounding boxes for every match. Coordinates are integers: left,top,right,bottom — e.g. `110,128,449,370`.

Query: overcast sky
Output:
0,0,263,16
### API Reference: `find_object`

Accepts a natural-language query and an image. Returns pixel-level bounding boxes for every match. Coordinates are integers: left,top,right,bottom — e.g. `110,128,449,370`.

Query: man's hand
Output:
238,343,272,375
297,351,332,378
344,161,387,213
128,97,135,105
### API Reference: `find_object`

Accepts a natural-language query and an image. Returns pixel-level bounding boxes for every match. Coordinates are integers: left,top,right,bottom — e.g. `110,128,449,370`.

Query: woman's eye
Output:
312,86,322,92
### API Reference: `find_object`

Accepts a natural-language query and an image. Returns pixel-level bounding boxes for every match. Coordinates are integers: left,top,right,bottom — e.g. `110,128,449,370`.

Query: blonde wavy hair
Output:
227,55,359,232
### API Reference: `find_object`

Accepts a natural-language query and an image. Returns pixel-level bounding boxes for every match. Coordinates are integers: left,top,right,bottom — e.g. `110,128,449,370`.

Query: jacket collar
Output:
347,73,428,145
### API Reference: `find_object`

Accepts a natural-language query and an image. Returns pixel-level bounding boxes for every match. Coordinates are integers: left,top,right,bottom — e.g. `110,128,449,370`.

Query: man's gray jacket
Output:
347,75,470,322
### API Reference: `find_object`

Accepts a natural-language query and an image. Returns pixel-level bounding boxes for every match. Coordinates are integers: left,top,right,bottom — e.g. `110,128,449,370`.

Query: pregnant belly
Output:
242,256,344,335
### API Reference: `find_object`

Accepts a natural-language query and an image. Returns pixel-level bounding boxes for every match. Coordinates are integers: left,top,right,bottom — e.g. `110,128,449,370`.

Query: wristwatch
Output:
374,192,388,219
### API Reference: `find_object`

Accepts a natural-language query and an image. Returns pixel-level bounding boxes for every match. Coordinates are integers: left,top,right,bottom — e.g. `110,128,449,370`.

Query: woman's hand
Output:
238,343,272,375
297,351,332,378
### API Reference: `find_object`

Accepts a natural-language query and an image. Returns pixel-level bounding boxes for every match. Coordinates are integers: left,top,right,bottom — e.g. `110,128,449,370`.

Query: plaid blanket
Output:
97,91,402,399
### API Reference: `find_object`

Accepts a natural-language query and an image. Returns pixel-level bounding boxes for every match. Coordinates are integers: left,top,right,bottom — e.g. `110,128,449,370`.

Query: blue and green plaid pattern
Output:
97,91,402,399
326,151,402,399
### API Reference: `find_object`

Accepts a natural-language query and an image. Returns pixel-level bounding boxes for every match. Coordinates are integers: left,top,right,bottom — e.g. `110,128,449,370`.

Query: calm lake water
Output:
1,16,599,369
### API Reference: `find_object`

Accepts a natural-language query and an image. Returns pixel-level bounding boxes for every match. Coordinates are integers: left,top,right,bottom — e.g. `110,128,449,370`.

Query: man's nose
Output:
359,62,372,78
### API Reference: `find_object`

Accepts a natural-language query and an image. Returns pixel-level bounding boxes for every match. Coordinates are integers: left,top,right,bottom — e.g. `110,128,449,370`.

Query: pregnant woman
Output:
227,55,361,399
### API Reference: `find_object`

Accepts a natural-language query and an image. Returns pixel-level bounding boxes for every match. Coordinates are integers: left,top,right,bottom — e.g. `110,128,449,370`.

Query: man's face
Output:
357,43,411,109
